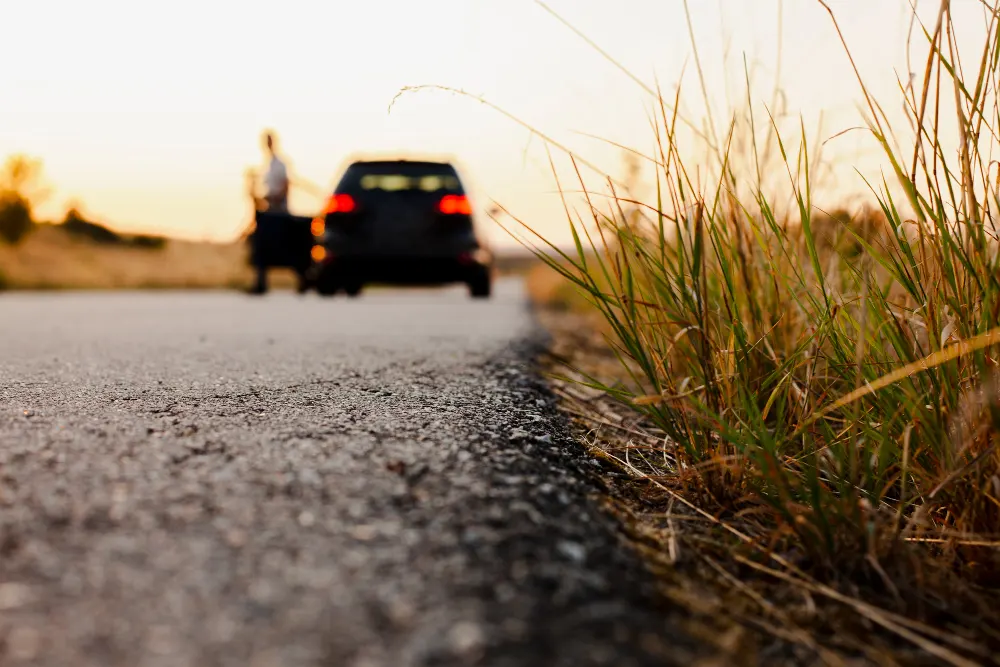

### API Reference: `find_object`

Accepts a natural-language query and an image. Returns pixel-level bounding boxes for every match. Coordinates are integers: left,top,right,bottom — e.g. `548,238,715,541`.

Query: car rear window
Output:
338,162,464,194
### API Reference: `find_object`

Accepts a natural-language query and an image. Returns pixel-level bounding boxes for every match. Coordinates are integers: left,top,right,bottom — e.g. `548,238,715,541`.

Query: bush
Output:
0,155,46,245
129,234,167,250
62,208,122,244
0,194,34,244
59,208,166,251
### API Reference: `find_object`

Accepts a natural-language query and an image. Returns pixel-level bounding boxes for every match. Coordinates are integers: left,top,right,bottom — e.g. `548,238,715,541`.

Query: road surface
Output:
0,281,702,667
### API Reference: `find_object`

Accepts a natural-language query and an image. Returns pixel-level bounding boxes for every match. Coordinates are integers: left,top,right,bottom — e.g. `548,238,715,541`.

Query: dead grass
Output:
0,225,304,290
494,2,1000,661
526,260,595,313
539,307,1000,666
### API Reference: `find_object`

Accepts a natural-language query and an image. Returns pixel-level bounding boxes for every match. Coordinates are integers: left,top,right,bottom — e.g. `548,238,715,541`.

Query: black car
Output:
310,159,493,298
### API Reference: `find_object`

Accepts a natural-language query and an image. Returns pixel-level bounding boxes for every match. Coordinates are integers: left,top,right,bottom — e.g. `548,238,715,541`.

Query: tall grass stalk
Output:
517,0,1000,575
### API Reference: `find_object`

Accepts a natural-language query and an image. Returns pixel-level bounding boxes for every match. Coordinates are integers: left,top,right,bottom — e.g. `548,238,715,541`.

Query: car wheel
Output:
317,279,340,297
469,277,491,299
344,282,363,298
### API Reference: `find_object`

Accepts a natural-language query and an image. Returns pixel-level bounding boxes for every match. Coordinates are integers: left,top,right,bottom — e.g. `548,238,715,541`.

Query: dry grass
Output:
540,309,1000,666
0,225,305,291
503,0,1000,662
526,260,600,314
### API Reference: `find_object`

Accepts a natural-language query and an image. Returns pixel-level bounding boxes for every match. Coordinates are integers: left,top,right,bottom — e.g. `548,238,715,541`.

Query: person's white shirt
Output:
262,155,289,210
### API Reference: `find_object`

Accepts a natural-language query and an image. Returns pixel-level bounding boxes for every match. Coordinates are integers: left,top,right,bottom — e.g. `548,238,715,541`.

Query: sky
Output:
0,0,991,247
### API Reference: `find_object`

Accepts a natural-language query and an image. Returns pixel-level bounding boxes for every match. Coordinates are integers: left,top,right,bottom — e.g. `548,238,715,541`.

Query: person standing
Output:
250,130,294,294
261,131,289,214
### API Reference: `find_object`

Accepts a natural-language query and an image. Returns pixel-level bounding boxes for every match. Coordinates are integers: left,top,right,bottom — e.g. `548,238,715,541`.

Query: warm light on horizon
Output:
1,0,986,247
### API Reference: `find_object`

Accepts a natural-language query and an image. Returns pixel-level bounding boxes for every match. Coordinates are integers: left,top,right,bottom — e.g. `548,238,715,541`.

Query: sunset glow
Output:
1,0,984,246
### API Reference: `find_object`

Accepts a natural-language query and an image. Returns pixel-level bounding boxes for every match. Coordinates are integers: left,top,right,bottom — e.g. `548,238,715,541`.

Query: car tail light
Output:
437,195,472,216
325,193,357,214
459,248,491,266
311,217,325,236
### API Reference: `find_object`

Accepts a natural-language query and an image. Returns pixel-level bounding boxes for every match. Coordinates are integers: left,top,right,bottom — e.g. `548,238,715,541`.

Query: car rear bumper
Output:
317,255,491,285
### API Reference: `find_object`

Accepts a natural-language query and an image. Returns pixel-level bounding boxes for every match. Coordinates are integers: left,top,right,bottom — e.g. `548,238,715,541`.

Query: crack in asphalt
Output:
0,283,708,666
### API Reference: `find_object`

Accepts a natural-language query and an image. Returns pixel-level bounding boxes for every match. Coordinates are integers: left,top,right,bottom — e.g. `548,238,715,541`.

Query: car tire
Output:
469,276,491,299
344,282,363,298
317,278,340,297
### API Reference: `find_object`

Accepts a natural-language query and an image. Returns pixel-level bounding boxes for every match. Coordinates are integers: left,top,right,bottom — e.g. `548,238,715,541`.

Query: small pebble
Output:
0,583,32,610
508,427,530,441
557,540,587,564
225,529,248,548
448,621,485,658
7,626,40,661
351,525,378,541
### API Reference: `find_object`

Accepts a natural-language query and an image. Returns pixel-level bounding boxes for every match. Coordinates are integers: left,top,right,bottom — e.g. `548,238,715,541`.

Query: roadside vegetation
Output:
513,1,1000,663
0,224,255,291
0,155,45,245
0,154,270,290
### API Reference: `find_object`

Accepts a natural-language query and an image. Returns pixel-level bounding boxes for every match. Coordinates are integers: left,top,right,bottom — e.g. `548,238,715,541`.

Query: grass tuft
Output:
516,0,1000,599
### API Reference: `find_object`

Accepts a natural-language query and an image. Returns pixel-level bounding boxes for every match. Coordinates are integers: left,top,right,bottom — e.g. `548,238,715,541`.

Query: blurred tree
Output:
0,195,32,244
0,155,48,245
60,203,166,250
0,155,47,201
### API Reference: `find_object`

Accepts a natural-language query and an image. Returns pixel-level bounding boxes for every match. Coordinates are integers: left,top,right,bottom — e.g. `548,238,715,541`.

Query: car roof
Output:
347,158,456,168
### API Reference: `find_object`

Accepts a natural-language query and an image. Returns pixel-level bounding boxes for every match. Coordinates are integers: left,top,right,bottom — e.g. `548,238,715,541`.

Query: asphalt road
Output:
0,280,703,667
